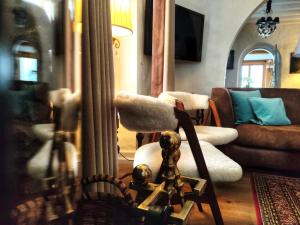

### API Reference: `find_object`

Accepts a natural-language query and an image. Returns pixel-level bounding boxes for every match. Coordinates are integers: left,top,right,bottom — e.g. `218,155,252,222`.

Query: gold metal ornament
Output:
130,131,207,225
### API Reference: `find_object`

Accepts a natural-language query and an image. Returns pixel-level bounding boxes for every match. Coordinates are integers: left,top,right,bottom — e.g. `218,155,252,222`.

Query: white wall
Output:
137,0,152,95
113,0,152,95
226,22,300,88
115,0,265,158
114,0,138,93
113,0,138,159
134,0,265,95
174,0,264,95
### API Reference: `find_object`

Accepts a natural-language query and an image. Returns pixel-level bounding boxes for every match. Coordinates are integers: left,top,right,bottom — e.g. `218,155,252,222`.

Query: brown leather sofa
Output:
211,87,300,173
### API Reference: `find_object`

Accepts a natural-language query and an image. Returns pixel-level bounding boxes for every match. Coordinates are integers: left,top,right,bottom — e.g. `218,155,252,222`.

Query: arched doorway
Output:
237,43,281,88
13,40,40,82
240,48,274,88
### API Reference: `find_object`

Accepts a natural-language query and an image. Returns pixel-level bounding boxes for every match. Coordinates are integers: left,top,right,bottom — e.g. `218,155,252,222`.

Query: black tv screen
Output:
144,0,205,62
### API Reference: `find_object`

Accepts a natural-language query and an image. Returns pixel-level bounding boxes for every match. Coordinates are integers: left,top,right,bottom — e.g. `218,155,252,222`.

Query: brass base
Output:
131,131,207,225
112,37,120,48
131,176,206,225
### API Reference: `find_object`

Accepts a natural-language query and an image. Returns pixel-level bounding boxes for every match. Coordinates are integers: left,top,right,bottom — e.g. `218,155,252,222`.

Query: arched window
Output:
13,40,39,81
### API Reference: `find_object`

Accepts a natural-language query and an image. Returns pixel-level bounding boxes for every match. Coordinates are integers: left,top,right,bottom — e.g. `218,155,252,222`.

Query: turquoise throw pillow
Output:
9,89,34,119
230,90,262,124
248,97,291,126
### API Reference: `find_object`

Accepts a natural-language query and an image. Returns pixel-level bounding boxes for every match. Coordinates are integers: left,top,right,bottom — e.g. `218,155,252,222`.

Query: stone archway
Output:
236,43,282,88
174,0,265,95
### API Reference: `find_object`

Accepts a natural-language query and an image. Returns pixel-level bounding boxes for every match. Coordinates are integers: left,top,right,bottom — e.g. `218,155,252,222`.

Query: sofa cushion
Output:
249,97,291,125
10,81,51,123
230,90,261,124
235,124,300,151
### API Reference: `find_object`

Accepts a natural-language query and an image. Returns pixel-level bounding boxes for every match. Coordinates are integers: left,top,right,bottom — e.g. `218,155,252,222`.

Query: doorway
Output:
240,49,274,88
13,40,40,82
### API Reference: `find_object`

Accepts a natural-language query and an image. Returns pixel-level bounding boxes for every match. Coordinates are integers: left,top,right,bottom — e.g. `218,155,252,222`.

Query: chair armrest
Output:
202,99,222,127
208,99,222,127
211,88,235,128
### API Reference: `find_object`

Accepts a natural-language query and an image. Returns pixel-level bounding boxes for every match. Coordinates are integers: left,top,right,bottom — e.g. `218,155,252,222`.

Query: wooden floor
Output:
118,160,258,225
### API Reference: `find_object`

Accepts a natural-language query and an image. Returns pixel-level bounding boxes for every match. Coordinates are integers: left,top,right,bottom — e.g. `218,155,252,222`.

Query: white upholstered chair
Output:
28,89,80,179
115,91,243,225
158,91,238,146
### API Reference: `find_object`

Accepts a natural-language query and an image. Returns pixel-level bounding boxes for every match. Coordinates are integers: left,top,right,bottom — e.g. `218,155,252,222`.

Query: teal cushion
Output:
9,89,34,119
248,97,291,126
230,90,262,124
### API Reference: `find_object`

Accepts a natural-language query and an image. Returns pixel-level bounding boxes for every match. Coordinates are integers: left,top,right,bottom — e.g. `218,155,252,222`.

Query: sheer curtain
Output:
163,0,175,92
82,0,118,191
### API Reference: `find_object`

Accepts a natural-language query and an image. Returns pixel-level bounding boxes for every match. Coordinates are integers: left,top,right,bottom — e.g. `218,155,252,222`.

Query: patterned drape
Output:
82,0,118,192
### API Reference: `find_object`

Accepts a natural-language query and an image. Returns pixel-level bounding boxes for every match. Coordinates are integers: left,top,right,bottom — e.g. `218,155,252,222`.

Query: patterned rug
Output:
251,173,300,225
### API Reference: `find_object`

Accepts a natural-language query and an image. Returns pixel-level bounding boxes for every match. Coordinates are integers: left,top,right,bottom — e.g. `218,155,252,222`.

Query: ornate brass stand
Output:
131,131,207,225
43,130,77,224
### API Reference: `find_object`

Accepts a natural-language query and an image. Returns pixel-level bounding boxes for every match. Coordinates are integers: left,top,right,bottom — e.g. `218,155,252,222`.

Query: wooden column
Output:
151,0,166,97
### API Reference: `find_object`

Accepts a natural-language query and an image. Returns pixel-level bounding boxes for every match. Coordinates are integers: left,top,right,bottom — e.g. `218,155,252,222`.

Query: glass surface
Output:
250,65,264,88
18,57,38,81
0,0,82,223
241,64,264,88
241,65,250,87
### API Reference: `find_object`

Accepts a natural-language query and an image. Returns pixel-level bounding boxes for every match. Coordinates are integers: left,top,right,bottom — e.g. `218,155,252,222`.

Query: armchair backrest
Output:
49,89,81,132
158,91,222,127
158,91,209,111
114,91,212,189
115,91,178,133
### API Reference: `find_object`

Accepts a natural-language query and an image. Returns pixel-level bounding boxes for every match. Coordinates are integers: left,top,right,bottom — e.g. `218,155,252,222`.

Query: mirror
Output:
0,0,82,223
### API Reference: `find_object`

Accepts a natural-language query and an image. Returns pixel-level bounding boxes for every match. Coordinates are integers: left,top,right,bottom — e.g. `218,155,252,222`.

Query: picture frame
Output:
290,53,300,74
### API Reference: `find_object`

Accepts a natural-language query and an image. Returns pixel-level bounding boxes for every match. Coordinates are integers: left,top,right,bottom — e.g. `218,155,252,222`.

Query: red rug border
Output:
250,173,263,225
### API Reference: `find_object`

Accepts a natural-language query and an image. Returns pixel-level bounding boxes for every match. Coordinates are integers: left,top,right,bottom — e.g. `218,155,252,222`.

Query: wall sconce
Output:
294,38,300,58
111,0,133,48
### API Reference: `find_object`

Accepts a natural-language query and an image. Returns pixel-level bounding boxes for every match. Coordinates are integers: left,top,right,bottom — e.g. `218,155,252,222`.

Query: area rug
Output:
251,173,300,225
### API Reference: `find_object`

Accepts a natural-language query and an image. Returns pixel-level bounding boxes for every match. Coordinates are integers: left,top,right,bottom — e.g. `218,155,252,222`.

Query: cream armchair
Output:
115,91,243,225
28,89,80,179
158,91,238,146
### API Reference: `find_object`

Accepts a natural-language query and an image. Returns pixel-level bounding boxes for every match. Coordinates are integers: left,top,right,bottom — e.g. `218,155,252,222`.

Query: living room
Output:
1,0,300,225
116,0,300,224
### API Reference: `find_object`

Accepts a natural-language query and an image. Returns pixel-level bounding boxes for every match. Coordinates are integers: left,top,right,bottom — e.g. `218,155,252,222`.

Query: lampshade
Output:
111,0,133,37
294,38,300,58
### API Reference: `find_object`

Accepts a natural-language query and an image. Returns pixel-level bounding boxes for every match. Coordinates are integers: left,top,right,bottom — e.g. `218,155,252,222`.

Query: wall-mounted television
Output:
144,0,205,62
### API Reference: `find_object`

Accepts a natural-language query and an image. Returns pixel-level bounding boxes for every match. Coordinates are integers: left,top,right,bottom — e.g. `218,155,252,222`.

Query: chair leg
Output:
175,109,224,225
196,200,204,212
191,183,204,212
136,132,144,148
206,182,224,225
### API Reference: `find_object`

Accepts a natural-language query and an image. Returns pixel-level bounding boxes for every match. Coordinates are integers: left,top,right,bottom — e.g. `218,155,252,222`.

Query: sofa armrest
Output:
211,88,235,128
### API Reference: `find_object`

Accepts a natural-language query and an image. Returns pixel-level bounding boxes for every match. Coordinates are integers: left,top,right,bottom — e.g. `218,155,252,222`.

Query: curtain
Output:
163,0,175,92
151,0,175,96
82,0,118,192
151,0,165,97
